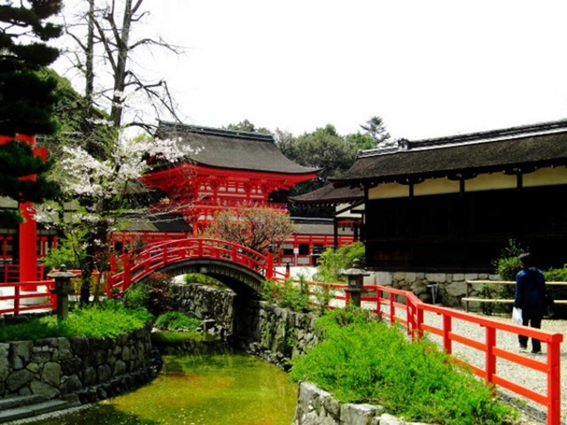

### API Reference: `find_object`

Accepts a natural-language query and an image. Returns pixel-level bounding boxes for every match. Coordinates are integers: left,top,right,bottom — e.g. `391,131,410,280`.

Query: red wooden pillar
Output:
0,134,39,288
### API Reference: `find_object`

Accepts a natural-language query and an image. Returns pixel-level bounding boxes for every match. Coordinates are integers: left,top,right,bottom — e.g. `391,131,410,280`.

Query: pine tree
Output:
0,0,63,224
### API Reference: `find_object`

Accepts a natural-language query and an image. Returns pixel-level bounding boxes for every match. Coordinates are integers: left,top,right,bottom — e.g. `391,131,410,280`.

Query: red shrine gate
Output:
141,122,319,233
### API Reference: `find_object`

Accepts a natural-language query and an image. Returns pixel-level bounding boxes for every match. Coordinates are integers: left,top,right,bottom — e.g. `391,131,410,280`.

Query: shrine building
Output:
117,122,354,266
140,122,319,231
328,119,567,273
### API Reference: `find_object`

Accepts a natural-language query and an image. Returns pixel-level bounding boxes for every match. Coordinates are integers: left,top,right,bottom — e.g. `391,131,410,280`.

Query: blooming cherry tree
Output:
36,133,196,303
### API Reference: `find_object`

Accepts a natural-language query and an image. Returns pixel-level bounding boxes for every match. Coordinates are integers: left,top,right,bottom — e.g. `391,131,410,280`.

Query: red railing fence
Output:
300,280,563,425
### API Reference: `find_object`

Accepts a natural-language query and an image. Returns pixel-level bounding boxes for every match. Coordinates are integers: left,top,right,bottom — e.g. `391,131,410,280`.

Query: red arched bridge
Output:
107,238,287,297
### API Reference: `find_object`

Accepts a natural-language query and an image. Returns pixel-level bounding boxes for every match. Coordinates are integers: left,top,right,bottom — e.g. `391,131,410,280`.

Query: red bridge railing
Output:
107,238,286,295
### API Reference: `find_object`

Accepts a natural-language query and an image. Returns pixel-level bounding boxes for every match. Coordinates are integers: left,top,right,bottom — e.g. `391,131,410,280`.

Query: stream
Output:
26,348,298,425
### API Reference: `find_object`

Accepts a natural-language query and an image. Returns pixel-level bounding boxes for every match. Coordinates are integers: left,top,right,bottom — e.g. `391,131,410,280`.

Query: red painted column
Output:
19,134,39,289
0,134,39,288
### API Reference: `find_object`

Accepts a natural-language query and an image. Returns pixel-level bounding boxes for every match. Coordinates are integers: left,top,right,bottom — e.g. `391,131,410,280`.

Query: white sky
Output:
56,0,567,141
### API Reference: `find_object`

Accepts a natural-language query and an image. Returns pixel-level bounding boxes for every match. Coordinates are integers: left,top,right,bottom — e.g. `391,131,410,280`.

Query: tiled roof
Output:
155,121,320,175
332,119,567,185
122,213,192,233
289,184,363,206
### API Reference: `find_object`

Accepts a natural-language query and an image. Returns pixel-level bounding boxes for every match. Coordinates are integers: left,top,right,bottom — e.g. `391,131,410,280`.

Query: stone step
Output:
0,398,73,424
0,394,47,411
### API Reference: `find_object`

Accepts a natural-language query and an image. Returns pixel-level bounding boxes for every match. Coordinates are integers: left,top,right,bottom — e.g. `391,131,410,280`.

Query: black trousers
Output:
518,311,542,352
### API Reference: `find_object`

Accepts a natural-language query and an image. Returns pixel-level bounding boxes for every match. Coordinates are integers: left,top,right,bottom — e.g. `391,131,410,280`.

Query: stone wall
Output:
170,282,320,370
171,283,236,337
233,300,320,370
0,323,160,404
370,271,500,307
293,381,430,425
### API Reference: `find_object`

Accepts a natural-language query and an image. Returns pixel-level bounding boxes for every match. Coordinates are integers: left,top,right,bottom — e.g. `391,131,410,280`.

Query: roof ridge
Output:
157,121,274,142
358,118,567,158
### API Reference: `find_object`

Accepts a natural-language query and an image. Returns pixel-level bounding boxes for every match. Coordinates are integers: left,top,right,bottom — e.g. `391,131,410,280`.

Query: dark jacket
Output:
514,267,547,317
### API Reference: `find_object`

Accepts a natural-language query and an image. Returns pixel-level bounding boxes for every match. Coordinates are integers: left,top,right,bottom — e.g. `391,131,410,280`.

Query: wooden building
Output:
330,120,567,273
140,122,319,233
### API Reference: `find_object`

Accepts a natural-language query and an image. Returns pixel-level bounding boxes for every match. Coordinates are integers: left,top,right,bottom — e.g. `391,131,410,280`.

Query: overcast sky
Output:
57,0,567,141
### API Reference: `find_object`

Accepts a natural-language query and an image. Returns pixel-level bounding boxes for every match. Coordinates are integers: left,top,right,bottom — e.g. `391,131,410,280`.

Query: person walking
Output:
514,252,547,353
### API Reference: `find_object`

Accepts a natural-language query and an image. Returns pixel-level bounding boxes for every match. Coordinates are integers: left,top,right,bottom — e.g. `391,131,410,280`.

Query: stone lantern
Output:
341,259,369,307
48,265,76,321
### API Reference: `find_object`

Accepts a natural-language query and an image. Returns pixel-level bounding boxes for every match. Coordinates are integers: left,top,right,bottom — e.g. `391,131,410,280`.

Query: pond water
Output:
30,349,298,425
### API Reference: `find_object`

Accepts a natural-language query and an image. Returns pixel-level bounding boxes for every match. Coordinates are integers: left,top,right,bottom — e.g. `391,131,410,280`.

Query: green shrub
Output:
122,281,150,309
544,265,567,318
313,242,365,283
290,307,517,425
493,239,525,281
183,273,226,288
485,239,526,315
0,300,152,342
122,272,175,317
155,311,200,332
261,278,311,312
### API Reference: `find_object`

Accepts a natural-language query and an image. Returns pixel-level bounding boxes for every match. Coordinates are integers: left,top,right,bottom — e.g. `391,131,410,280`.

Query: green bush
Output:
485,240,526,315
122,272,175,317
544,265,567,318
154,311,200,332
183,273,226,288
0,300,152,342
261,278,311,312
314,241,365,283
290,307,517,425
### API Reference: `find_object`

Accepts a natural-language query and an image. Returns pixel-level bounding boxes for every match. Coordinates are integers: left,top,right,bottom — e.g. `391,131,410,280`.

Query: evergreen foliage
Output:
0,0,63,136
0,0,63,223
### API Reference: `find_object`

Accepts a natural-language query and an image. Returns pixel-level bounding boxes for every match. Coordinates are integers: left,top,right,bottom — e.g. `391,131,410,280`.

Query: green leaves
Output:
290,307,517,425
0,300,152,342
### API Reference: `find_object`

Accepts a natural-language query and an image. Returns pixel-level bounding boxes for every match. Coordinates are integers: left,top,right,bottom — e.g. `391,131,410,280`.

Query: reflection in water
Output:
30,349,298,425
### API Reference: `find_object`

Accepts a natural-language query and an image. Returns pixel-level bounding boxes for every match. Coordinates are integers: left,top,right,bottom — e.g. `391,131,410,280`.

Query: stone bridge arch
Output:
145,258,266,298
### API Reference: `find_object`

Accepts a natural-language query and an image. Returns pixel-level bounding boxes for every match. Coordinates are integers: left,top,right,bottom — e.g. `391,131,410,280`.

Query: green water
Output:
33,350,298,425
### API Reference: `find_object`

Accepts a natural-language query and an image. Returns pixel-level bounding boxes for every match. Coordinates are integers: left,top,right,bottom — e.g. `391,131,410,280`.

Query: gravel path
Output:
419,312,566,425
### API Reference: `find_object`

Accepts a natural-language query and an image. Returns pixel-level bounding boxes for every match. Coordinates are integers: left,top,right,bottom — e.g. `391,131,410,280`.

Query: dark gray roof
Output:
332,119,567,186
291,217,335,235
155,121,319,175
122,213,192,233
289,184,363,206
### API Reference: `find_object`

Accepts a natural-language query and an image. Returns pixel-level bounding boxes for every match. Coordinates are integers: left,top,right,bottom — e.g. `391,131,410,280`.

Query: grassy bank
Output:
290,307,518,425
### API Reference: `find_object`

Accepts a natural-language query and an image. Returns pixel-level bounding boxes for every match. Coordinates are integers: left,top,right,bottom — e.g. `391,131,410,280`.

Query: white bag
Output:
512,307,523,325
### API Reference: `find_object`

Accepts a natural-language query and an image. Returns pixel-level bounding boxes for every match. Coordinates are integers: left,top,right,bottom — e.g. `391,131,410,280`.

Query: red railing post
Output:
443,314,452,355
406,300,414,337
266,253,273,280
123,256,131,292
415,305,424,340
389,294,395,324
232,243,238,262
14,284,20,315
197,239,203,257
548,334,562,425
485,327,496,389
